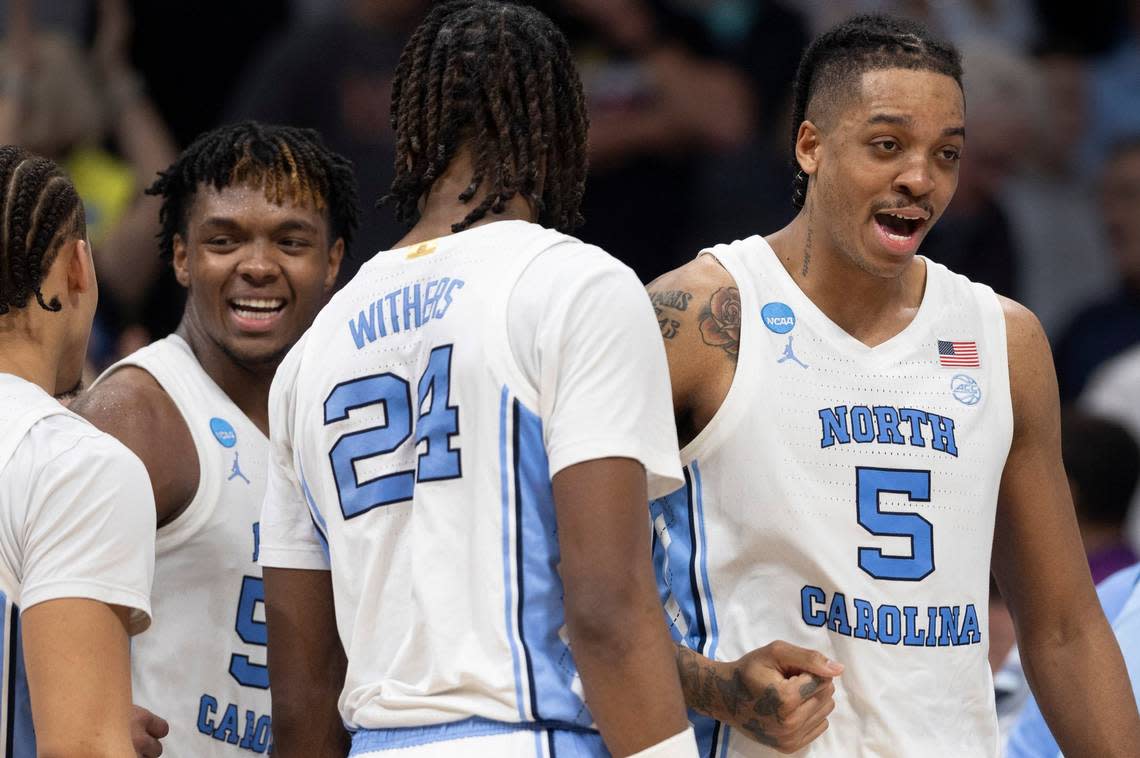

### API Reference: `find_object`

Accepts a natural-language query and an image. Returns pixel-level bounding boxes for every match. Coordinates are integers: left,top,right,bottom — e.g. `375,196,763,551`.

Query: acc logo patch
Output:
951,374,981,406
761,302,796,334
210,417,238,448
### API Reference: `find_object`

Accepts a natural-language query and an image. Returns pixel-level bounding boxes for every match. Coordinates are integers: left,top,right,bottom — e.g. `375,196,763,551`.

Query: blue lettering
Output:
239,710,257,749
853,598,877,640
801,585,826,626
877,604,901,644
938,606,960,646
385,291,401,333
960,604,982,645
197,694,218,734
214,703,241,744
348,303,377,349
899,408,929,447
819,406,850,448
903,606,924,646
929,413,958,457
251,523,260,563
403,284,423,330
850,406,874,443
925,606,939,647
827,592,851,636
873,406,905,444
422,280,440,322
434,279,465,319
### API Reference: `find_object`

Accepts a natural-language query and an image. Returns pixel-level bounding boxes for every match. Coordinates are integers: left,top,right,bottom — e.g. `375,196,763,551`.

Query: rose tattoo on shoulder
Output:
699,286,741,359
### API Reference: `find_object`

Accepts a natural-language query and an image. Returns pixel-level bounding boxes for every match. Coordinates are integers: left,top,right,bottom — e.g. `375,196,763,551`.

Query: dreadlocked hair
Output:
383,0,589,233
0,145,84,316
147,121,359,260
789,14,963,209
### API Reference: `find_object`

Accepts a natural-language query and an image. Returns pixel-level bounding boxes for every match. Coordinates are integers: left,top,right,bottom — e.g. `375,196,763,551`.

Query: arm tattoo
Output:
698,287,741,361
675,644,783,748
651,289,692,340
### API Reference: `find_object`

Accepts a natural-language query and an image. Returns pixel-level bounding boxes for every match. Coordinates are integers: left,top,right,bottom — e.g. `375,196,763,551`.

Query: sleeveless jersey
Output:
652,237,1013,757
100,336,272,756
0,374,154,756
261,219,683,740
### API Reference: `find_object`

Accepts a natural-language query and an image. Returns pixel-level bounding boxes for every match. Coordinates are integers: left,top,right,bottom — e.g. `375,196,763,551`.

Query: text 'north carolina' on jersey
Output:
261,219,682,737
99,336,272,756
652,237,1013,757
0,374,155,756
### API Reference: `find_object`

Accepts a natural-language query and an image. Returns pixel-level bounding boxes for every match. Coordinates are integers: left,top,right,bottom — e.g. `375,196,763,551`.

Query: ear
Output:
172,233,191,288
65,238,96,296
324,238,345,292
795,120,824,177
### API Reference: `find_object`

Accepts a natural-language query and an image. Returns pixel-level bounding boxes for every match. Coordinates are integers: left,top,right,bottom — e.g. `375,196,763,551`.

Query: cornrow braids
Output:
789,14,963,209
147,121,360,261
0,146,83,316
383,0,589,233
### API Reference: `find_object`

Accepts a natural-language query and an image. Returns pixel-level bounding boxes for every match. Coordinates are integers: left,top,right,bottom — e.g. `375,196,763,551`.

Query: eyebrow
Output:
866,113,965,138
199,217,320,234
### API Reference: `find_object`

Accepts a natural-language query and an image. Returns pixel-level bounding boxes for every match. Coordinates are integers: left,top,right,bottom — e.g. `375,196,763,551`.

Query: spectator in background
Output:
918,38,1032,297
1062,409,1140,582
1054,136,1140,400
1081,0,1140,173
537,0,755,281
1003,44,1114,336
0,0,177,369
226,0,429,284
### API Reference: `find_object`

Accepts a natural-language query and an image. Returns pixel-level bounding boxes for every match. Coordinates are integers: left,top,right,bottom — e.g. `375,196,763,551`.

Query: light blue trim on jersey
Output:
349,717,605,755
500,387,528,721
299,464,331,562
514,400,590,727
650,462,724,757
6,600,34,757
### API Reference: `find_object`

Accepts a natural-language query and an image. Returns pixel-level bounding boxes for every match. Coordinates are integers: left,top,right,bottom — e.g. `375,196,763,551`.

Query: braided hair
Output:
0,146,84,316
147,121,359,260
383,0,589,233
789,14,963,209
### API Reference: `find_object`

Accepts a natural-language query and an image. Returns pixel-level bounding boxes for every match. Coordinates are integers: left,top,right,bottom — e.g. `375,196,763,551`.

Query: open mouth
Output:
229,297,286,321
874,211,925,240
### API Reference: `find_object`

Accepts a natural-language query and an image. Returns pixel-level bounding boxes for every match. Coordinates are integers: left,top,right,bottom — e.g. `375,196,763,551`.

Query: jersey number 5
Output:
324,345,462,519
856,466,934,581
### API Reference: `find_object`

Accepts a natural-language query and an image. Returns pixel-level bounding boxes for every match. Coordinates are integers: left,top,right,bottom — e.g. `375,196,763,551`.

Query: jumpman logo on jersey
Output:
778,336,809,368
228,452,251,484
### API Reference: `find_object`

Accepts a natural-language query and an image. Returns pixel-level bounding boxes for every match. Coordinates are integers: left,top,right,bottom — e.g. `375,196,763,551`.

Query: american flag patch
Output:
938,340,980,367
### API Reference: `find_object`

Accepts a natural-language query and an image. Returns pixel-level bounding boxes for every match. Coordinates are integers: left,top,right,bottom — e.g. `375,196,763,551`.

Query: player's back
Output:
269,219,629,735
653,236,1013,757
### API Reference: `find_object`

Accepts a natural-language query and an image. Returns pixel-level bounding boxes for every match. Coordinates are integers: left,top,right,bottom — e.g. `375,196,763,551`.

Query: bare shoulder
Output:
70,366,198,523
648,253,740,445
997,295,1058,433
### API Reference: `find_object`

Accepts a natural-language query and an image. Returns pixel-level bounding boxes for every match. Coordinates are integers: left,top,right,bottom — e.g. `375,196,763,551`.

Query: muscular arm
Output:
552,457,690,755
647,255,738,447
70,367,198,527
263,567,348,758
23,599,135,758
991,297,1140,755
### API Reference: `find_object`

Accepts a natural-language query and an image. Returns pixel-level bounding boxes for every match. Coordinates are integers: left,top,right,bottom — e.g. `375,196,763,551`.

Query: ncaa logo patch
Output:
210,417,238,448
761,302,796,334
951,374,981,406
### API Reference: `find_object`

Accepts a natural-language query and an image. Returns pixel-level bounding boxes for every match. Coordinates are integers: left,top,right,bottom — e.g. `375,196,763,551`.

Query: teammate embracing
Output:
72,122,356,756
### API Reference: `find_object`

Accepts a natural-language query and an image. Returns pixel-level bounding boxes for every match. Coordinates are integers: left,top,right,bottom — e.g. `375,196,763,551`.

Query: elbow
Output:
562,580,651,658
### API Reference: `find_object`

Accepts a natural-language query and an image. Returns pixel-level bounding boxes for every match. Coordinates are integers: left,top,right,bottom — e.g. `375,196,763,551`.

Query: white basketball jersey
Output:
0,374,155,757
101,336,272,756
652,237,1013,757
261,219,683,739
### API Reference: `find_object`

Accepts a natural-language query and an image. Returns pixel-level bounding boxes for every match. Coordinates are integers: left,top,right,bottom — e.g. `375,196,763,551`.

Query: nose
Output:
236,240,281,285
893,155,936,199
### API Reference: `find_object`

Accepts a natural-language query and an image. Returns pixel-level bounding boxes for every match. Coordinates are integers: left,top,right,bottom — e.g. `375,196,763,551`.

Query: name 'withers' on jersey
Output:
348,277,467,349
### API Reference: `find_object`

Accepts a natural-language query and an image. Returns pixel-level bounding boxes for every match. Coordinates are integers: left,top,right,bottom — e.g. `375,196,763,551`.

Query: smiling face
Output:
173,183,343,369
798,67,965,278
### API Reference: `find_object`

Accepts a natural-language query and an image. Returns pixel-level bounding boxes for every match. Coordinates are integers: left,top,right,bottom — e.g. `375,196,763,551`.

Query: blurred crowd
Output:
2,0,1140,569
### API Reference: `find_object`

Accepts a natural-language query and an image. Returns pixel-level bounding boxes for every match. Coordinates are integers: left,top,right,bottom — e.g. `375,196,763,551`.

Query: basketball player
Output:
0,146,155,754
70,122,354,756
259,2,698,756
647,14,1140,757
